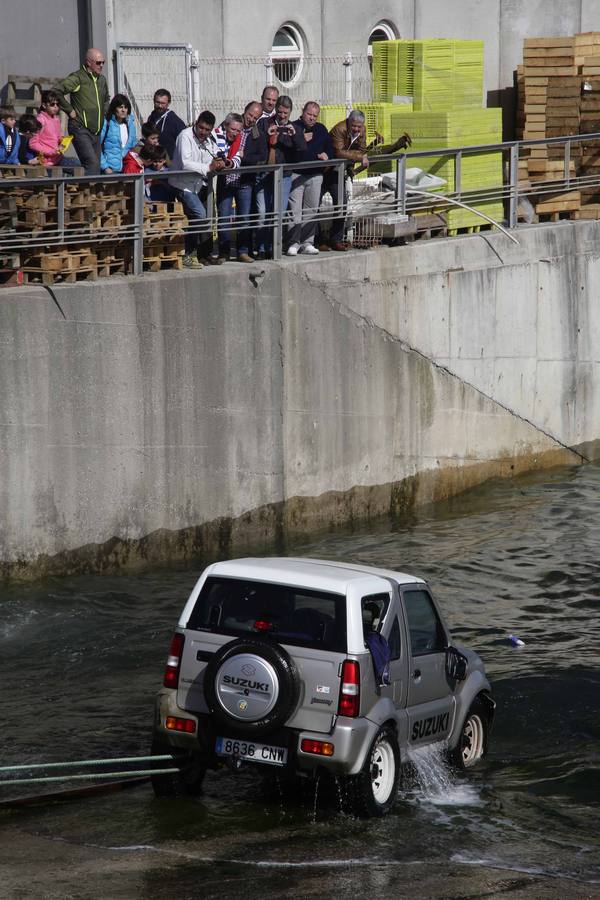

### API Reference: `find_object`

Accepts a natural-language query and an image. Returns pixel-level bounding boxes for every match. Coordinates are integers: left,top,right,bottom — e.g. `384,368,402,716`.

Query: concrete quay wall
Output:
0,221,590,580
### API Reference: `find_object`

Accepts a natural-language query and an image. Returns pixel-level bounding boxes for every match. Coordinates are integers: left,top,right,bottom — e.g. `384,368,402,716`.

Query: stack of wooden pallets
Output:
143,201,186,271
518,33,600,219
577,35,600,214
521,36,582,219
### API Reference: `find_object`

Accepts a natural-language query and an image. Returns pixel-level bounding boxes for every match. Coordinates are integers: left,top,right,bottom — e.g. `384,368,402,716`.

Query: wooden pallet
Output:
572,203,600,219
21,249,98,284
143,241,184,271
0,163,47,179
535,190,581,215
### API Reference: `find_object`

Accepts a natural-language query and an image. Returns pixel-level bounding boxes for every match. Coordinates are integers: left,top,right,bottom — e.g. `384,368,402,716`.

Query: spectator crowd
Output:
0,47,411,268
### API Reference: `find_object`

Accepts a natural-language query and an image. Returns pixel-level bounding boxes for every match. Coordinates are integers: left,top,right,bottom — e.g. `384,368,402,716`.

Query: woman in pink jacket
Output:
29,90,64,166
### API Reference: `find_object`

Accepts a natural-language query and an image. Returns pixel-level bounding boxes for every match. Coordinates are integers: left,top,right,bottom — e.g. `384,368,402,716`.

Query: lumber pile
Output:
0,172,186,284
519,33,600,219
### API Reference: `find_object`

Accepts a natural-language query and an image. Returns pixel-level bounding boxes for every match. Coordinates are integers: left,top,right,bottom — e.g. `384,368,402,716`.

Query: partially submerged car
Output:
151,557,494,816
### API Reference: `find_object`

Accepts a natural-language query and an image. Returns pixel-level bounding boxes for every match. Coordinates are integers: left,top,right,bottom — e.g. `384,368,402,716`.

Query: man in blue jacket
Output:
286,102,332,255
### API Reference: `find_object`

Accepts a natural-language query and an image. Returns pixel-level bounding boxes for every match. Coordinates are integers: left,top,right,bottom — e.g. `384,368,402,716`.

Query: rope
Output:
0,754,173,773
0,753,181,787
4,769,175,786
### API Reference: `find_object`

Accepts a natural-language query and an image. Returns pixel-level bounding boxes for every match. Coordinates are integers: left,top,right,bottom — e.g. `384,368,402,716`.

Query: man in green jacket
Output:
56,48,110,175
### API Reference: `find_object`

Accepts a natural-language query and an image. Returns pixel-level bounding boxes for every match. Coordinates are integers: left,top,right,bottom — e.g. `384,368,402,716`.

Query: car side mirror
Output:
446,645,468,682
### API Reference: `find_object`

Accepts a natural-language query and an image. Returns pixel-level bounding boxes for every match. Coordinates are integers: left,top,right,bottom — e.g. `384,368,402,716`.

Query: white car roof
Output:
207,557,425,592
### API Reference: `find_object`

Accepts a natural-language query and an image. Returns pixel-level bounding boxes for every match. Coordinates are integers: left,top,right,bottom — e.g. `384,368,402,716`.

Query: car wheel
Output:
344,726,400,818
203,637,300,738
150,740,206,798
452,698,489,769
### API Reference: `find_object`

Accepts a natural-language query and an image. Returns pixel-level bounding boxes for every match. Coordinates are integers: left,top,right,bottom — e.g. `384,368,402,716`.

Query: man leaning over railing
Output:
169,110,225,269
321,109,411,251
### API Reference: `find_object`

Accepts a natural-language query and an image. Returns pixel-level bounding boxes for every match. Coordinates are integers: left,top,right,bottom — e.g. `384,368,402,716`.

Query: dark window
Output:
388,616,401,660
403,589,446,656
187,577,346,652
361,592,389,640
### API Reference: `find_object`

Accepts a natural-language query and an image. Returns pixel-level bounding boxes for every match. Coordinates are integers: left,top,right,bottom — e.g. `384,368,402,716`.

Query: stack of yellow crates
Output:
388,109,503,229
372,39,484,111
369,38,498,230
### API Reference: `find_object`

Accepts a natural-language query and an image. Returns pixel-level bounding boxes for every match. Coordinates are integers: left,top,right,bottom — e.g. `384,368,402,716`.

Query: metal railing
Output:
2,130,600,280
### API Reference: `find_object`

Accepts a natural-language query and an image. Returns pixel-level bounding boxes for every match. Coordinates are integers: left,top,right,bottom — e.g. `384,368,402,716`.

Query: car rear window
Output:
187,577,347,652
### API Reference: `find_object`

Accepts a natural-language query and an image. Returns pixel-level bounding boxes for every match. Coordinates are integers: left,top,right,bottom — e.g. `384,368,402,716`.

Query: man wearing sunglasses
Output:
56,48,110,175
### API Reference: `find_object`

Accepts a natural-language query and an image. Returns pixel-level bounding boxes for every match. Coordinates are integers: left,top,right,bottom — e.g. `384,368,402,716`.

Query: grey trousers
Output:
287,172,323,247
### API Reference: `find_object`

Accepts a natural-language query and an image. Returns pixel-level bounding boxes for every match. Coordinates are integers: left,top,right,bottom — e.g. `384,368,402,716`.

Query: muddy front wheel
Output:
452,699,490,769
344,726,400,817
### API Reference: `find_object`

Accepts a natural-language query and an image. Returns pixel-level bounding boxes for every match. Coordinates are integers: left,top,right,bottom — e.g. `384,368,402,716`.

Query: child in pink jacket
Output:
29,90,64,166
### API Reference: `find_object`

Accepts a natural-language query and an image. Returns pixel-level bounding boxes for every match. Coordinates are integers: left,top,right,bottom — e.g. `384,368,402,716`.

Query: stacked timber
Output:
577,36,600,214
143,201,186,271
521,36,582,218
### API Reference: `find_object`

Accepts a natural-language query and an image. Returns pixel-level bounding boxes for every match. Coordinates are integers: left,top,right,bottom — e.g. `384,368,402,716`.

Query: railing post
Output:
397,155,407,215
57,180,65,245
343,52,353,114
133,174,145,275
509,143,519,230
564,140,571,187
273,166,283,260
265,55,274,84
454,150,462,200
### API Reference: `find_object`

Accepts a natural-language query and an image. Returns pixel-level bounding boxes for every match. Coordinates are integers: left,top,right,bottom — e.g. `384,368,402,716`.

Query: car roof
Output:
207,557,425,591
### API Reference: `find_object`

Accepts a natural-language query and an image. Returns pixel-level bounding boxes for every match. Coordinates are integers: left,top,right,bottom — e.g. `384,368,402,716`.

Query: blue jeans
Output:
217,183,238,257
176,188,209,256
235,181,254,255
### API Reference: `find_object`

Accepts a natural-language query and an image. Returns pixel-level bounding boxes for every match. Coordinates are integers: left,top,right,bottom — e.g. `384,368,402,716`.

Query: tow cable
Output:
0,754,180,807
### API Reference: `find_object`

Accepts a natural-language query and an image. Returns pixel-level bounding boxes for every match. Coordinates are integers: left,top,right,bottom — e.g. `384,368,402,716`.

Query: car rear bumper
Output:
153,690,379,776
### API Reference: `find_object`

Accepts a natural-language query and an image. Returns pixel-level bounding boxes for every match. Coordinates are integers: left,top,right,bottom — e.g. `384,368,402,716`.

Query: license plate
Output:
215,736,288,766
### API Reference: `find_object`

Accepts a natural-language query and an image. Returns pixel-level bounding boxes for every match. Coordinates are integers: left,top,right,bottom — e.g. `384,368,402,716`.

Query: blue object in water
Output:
508,634,525,647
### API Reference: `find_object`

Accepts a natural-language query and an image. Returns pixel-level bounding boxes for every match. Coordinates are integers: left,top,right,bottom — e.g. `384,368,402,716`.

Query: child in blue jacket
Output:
99,94,137,174
0,107,20,164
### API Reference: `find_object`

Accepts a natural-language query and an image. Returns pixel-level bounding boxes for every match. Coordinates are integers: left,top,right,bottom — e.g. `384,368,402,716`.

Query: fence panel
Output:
116,43,193,129
194,54,372,124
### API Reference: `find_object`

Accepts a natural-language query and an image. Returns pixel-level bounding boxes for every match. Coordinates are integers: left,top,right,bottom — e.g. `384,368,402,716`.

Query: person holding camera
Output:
213,113,245,262
169,110,226,268
262,96,305,254
286,101,333,256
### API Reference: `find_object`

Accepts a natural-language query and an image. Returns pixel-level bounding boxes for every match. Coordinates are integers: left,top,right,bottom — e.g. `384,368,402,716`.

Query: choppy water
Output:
1,463,599,897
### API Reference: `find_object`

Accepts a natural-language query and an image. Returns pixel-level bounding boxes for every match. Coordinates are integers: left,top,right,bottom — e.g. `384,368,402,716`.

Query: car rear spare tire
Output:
203,637,300,737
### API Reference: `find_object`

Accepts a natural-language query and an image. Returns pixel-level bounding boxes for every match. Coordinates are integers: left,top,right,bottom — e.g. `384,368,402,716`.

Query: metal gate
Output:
116,43,194,129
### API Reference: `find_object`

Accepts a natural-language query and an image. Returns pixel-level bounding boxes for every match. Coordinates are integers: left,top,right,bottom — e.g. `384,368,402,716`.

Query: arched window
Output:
271,23,305,86
368,20,398,61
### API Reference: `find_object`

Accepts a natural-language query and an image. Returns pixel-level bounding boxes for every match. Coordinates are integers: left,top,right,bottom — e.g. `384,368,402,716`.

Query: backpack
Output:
365,632,391,686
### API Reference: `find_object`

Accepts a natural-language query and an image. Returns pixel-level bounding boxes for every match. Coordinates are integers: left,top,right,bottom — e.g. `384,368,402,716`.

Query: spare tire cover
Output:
204,637,299,736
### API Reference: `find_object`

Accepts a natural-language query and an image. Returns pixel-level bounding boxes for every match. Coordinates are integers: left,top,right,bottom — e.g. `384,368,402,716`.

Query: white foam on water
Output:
452,852,600,885
405,743,483,808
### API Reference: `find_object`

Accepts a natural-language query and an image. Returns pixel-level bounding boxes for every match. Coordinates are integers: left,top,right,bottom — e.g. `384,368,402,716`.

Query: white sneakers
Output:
287,243,319,256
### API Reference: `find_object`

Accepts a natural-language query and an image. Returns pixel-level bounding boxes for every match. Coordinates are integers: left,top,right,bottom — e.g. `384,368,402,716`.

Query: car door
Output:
400,585,455,746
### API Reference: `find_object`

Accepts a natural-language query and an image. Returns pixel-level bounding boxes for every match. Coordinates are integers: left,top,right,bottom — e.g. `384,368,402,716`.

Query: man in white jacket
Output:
169,110,225,268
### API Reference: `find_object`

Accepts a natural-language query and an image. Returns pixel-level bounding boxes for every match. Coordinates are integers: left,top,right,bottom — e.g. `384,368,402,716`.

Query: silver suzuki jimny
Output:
151,557,494,816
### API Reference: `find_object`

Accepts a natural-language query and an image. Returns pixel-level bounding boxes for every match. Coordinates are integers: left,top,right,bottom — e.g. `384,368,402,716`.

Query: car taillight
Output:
338,659,360,717
300,738,334,756
163,633,184,688
166,716,196,734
